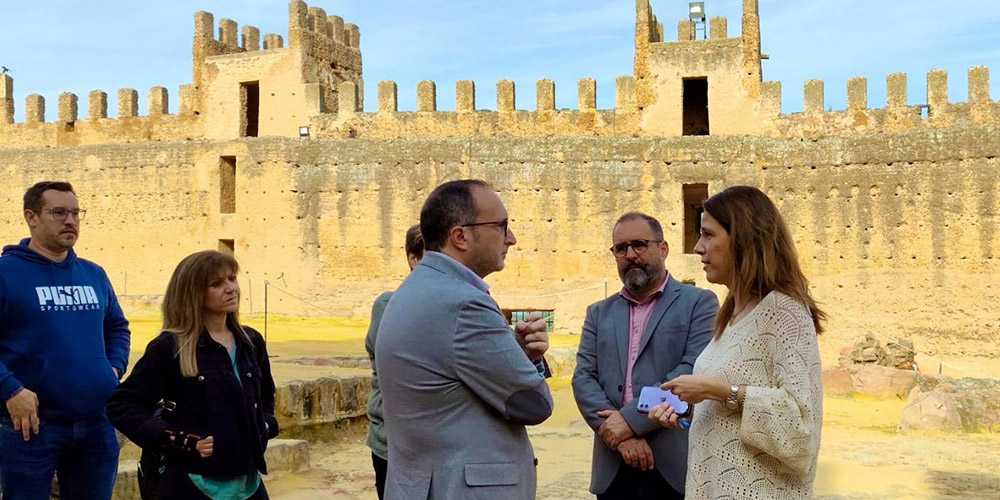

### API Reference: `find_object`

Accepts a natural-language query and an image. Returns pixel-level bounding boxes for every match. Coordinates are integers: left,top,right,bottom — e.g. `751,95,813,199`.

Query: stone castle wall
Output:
2,125,997,365
1,0,998,369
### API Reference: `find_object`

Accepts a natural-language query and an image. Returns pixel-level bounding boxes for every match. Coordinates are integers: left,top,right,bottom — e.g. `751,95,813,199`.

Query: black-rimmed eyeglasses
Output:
461,218,509,237
35,208,87,221
610,239,661,258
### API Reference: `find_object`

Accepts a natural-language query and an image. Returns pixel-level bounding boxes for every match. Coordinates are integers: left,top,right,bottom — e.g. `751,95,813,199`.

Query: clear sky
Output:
1,0,998,119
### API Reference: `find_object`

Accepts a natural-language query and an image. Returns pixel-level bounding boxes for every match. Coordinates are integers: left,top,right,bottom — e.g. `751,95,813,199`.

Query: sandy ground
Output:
121,306,1000,499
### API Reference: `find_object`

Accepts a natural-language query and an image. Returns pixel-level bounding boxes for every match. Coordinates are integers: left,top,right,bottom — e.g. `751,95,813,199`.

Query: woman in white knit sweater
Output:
648,185,825,499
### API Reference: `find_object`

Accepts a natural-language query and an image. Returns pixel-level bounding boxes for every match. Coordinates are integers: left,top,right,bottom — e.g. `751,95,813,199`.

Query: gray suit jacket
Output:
365,291,392,459
572,276,718,494
375,251,554,500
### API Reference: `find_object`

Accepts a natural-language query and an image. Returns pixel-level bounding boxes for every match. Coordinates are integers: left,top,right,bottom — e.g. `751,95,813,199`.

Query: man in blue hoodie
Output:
0,181,131,500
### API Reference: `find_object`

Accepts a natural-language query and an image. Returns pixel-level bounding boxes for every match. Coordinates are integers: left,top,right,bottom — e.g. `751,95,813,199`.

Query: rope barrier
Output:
493,278,608,299
263,282,340,316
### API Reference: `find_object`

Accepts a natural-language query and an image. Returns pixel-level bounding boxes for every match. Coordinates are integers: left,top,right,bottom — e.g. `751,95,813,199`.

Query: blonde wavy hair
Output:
162,250,251,377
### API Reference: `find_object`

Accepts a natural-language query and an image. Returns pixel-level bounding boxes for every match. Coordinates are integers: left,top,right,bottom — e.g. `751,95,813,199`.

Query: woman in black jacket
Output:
108,250,279,500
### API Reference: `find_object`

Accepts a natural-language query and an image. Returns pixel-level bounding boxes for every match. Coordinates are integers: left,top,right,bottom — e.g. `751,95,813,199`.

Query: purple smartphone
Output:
636,386,689,416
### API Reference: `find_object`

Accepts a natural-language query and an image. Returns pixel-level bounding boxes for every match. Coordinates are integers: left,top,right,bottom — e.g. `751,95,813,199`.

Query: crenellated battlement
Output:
0,1,996,147
770,66,998,137
0,79,200,147
310,76,642,139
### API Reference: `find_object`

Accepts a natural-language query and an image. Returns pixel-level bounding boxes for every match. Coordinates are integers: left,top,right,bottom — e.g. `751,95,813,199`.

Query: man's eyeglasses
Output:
461,218,509,237
36,208,87,221
610,239,661,258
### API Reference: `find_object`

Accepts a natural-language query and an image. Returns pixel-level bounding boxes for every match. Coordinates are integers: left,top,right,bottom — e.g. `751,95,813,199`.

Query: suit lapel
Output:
636,276,682,358
612,296,630,373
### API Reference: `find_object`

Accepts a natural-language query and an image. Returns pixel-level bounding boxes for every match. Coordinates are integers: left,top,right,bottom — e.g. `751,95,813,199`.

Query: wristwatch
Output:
724,384,740,410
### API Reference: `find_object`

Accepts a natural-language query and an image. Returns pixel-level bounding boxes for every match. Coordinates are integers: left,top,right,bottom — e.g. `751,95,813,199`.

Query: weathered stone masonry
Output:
1,0,998,365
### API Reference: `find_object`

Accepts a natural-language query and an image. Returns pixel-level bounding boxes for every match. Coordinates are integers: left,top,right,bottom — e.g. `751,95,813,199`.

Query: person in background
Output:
0,181,130,500
108,250,278,500
649,185,825,499
365,224,424,500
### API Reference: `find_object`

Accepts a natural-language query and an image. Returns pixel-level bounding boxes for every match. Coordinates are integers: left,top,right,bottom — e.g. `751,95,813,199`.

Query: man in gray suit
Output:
376,179,553,500
573,212,718,499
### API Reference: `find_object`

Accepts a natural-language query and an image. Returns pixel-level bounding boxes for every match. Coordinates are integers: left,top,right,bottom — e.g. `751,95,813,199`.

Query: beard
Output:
619,261,657,291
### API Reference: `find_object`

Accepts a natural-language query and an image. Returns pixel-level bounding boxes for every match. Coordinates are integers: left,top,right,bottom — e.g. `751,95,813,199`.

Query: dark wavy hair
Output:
702,185,825,336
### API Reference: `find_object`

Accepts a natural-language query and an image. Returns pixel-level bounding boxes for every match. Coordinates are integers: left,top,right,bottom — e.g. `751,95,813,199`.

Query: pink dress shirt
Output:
619,274,669,403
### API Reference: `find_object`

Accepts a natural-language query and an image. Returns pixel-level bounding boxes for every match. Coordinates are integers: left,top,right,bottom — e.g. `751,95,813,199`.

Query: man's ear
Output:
24,209,38,228
447,225,471,252
660,240,669,259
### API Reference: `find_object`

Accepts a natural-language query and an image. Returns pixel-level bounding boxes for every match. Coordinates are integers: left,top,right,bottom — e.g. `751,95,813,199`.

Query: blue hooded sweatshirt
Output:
0,238,130,421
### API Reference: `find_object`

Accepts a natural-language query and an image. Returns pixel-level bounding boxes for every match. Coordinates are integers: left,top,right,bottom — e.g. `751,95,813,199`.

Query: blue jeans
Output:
0,414,119,500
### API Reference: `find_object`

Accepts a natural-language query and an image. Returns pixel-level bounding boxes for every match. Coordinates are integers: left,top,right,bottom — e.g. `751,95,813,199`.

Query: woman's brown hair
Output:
162,250,251,377
702,186,826,337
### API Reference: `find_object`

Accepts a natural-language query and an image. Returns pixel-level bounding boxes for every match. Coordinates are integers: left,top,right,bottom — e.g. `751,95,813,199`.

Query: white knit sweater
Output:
686,291,823,500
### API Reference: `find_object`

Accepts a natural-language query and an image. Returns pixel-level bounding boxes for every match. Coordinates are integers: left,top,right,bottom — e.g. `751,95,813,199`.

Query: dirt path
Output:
262,384,1000,499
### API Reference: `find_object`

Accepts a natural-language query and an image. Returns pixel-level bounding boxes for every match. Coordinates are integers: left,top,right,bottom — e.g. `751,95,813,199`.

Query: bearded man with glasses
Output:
0,181,130,500
572,211,717,500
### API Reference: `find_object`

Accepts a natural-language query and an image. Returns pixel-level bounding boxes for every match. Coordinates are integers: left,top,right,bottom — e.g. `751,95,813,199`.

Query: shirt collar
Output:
620,272,670,306
427,251,490,293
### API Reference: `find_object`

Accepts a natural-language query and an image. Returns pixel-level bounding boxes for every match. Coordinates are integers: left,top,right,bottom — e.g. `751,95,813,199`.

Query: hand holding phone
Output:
637,386,690,416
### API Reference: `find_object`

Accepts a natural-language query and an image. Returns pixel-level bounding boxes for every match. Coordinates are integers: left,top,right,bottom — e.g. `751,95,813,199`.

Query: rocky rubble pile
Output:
839,333,916,370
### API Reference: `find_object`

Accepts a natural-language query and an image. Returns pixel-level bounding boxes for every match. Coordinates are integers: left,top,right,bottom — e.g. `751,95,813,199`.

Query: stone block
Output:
263,33,284,49
822,367,854,394
377,80,397,113
901,389,962,432
344,23,360,48
847,76,867,110
242,25,260,51
265,439,310,472
709,16,727,39
417,80,436,112
927,69,948,112
848,364,916,398
497,80,515,112
328,15,344,43
456,80,475,112
148,86,168,116
25,94,44,123
337,81,358,114
803,80,824,113
536,79,554,111
577,78,596,111
615,76,635,110
969,66,990,104
219,18,238,47
677,19,695,41
58,92,78,123
88,90,107,119
886,72,907,108
118,88,138,118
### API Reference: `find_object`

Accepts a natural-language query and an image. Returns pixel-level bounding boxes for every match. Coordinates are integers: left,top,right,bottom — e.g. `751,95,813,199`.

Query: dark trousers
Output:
372,452,387,500
0,415,119,500
597,465,684,500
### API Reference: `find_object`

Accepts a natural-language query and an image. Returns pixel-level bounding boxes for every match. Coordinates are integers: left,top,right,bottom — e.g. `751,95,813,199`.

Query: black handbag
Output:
136,400,176,500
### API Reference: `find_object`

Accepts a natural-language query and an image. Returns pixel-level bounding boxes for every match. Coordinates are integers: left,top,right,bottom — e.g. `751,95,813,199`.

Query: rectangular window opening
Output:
682,77,710,136
220,156,236,214
218,239,235,256
241,81,260,137
683,183,709,254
